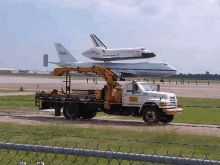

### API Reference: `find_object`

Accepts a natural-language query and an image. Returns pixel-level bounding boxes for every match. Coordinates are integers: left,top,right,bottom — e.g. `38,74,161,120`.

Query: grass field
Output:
0,95,219,125
0,123,219,164
0,93,219,163
177,97,220,107
0,89,35,93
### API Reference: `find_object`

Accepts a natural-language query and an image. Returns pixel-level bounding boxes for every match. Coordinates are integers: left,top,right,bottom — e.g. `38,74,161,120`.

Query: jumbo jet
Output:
81,34,156,62
44,43,176,80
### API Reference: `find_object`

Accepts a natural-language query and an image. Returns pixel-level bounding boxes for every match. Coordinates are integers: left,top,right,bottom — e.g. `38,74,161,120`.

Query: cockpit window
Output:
141,48,145,50
164,63,168,65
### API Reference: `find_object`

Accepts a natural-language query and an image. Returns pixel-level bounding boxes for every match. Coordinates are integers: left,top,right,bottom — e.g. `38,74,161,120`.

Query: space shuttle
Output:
81,34,156,61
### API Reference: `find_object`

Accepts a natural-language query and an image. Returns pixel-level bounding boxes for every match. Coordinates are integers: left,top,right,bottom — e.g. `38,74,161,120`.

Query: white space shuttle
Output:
82,34,156,61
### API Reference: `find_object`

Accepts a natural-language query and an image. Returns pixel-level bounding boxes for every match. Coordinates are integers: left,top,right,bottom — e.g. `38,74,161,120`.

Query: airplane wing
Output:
48,62,71,67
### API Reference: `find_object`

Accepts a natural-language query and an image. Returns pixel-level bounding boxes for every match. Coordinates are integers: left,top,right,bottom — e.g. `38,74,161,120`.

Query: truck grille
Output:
169,96,176,106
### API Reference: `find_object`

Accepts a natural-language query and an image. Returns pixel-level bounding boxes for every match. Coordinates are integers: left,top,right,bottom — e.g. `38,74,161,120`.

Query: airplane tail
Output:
90,34,107,49
54,43,78,63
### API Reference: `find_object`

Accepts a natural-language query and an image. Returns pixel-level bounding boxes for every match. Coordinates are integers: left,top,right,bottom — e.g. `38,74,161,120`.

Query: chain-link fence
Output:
0,140,219,165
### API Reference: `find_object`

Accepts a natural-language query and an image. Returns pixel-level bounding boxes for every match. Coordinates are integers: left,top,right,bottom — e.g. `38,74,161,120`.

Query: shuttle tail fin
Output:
90,34,107,49
54,43,78,63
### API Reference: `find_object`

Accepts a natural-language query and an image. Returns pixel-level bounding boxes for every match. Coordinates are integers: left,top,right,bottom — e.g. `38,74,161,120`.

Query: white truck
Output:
122,81,182,123
35,66,183,124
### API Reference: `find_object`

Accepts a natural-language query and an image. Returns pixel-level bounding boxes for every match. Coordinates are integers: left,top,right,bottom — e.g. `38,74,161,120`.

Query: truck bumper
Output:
162,108,183,115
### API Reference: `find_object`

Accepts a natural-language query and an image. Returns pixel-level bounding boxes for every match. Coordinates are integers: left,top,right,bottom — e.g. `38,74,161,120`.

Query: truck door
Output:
122,83,142,107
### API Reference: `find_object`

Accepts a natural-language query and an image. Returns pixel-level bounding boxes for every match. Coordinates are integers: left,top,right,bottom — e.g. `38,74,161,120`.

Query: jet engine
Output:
117,73,125,81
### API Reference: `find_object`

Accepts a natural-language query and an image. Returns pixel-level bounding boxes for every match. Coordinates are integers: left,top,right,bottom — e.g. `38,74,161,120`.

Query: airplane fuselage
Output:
55,61,176,78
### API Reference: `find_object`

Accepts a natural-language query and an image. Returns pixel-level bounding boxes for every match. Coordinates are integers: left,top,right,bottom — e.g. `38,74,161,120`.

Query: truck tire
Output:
160,115,174,123
80,111,97,119
143,106,159,124
63,103,79,120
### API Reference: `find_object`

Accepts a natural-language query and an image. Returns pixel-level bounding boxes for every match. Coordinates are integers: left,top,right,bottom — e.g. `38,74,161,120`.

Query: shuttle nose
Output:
142,51,156,58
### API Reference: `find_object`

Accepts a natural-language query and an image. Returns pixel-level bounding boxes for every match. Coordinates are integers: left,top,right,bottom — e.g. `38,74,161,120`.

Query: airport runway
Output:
0,76,219,98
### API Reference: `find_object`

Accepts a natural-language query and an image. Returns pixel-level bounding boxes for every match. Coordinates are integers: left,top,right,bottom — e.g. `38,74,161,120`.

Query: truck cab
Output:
122,81,183,123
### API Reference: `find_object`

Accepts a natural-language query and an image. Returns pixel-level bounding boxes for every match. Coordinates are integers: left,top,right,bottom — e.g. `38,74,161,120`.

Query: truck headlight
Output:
160,103,165,106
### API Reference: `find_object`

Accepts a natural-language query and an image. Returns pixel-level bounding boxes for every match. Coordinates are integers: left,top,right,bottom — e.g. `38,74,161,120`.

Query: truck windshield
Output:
139,83,153,91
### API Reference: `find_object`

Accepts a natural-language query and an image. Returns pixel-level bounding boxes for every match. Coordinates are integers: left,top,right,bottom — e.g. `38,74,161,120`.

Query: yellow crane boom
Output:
54,65,117,84
53,65,122,110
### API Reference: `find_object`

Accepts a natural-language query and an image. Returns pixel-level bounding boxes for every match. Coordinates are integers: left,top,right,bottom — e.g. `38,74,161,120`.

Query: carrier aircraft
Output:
44,43,177,80
81,34,156,62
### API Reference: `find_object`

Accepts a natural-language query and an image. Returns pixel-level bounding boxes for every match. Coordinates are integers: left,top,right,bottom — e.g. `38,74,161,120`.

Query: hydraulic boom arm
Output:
53,65,121,110
53,65,118,84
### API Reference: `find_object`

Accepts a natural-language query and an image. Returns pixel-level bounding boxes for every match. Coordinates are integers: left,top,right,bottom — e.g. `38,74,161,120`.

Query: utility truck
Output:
35,65,182,124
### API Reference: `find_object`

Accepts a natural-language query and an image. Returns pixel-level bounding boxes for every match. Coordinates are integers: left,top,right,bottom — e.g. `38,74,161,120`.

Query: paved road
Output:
0,76,219,98
0,92,35,96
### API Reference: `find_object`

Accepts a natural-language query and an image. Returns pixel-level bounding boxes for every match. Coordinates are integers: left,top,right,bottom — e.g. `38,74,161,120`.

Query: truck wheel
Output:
63,103,79,120
143,106,159,124
80,111,97,119
160,115,174,123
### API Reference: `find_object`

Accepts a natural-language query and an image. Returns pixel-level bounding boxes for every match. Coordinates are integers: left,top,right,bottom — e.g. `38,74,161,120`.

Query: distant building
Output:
0,68,19,74
36,71,50,75
28,70,36,74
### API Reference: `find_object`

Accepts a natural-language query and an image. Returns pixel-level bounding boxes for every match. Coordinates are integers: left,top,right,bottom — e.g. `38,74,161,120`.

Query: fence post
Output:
176,80,177,84
188,80,189,84
196,80,197,85
208,81,209,85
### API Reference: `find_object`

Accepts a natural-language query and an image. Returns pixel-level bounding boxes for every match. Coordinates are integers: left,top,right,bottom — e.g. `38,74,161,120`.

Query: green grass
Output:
0,123,219,164
97,107,220,125
0,95,220,125
177,97,220,107
0,95,35,108
0,89,35,93
173,107,220,125
1,95,219,108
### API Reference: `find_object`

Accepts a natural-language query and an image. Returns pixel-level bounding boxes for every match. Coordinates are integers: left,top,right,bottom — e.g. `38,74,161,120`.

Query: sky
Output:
0,0,220,74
